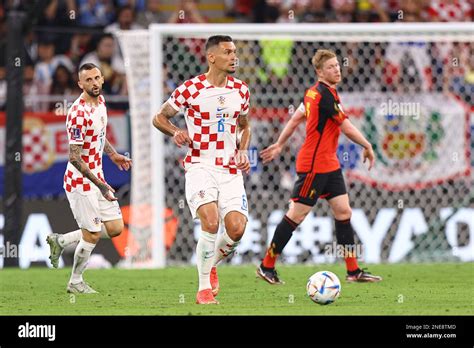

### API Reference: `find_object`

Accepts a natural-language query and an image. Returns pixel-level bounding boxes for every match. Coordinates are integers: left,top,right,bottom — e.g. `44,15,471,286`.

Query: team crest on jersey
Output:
198,190,206,199
93,217,101,225
306,90,317,99
217,96,226,106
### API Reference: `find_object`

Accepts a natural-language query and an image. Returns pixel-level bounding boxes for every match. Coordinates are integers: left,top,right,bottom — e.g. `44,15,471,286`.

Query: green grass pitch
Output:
0,263,472,315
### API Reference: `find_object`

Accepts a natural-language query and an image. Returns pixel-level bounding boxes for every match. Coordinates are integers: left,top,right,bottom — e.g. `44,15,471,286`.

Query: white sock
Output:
58,229,82,248
70,238,97,284
213,230,240,266
196,231,217,291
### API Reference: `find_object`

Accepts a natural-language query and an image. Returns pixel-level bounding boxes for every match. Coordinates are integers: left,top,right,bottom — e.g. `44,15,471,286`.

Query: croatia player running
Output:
47,63,132,293
257,49,382,284
153,36,251,304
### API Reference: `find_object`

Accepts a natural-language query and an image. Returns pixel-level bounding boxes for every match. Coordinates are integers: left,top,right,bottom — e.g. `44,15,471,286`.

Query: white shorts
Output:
185,166,249,221
66,189,122,232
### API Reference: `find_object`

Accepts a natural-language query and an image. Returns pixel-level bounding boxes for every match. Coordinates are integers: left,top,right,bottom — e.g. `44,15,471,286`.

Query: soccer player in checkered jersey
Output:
46,63,132,293
257,49,382,284
153,35,251,304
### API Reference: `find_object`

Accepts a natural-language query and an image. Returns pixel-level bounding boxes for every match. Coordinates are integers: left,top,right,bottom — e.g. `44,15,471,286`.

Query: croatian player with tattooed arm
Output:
153,35,251,304
47,63,132,293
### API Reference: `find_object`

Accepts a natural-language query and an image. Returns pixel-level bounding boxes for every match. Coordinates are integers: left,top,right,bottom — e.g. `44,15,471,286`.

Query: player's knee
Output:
86,231,101,243
226,221,246,241
287,209,309,225
334,207,352,221
201,220,219,234
105,220,124,238
108,226,123,238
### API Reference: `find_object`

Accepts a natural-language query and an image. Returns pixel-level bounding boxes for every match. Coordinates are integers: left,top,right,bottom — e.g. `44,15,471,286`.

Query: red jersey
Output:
296,81,347,174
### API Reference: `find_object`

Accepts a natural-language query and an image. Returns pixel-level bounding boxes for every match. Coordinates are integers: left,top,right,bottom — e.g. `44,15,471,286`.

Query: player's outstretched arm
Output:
340,119,375,170
69,144,117,201
236,114,251,173
104,139,132,171
152,101,192,147
260,106,306,164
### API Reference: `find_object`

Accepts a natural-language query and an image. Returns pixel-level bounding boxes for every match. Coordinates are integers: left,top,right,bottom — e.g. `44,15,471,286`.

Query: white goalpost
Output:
118,23,474,268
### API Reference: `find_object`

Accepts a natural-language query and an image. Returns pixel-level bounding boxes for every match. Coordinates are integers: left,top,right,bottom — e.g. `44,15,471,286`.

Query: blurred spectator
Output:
253,0,280,22
299,0,336,22
225,0,256,21
353,0,389,22
396,0,426,22
24,31,38,63
77,0,115,27
105,5,144,33
331,0,356,22
105,4,144,61
34,38,75,94
427,0,473,22
68,33,94,66
39,0,77,26
168,0,207,23
38,0,77,55
136,0,168,27
49,64,81,100
80,34,126,95
115,0,147,12
24,65,50,112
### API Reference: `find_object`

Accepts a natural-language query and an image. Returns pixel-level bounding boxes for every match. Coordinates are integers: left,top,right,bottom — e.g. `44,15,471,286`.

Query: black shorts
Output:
290,168,347,206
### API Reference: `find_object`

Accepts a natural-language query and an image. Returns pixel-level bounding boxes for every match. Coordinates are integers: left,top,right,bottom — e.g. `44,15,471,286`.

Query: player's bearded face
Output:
79,68,104,97
319,57,342,85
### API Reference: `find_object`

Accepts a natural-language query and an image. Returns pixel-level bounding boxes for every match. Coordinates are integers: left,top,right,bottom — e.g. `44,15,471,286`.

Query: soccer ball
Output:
306,271,341,305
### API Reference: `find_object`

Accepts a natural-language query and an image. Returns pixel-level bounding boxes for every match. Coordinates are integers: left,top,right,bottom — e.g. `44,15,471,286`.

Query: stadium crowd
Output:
0,0,472,111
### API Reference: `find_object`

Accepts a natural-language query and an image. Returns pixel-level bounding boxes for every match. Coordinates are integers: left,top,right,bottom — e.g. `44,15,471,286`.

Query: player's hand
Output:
173,129,192,148
363,145,375,171
260,143,282,164
99,182,117,201
110,153,132,171
235,150,251,174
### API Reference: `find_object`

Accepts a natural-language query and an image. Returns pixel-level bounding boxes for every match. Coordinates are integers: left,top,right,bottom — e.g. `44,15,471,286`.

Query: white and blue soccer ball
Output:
306,271,341,305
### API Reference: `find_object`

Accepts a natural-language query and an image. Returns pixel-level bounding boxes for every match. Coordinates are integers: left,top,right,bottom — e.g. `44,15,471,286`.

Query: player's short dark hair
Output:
205,35,233,51
78,63,100,75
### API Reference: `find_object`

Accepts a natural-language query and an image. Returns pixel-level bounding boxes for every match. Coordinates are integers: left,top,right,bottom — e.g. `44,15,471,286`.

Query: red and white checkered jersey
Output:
64,94,108,193
427,0,472,21
167,74,250,174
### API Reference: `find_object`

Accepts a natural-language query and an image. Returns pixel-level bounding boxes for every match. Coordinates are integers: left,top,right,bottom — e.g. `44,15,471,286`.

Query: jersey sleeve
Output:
167,82,190,111
319,88,348,125
66,104,88,145
296,102,305,114
240,82,250,116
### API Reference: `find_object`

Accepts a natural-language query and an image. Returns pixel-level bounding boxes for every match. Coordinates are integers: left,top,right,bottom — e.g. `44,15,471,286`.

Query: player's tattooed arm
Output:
69,144,117,200
104,139,132,171
104,138,117,157
152,102,192,147
152,102,180,136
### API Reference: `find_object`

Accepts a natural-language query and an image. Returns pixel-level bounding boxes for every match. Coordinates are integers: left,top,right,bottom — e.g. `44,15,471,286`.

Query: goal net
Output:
118,23,474,268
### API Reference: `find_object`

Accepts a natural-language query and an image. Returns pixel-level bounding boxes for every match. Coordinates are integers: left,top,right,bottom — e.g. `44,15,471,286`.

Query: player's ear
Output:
207,50,215,64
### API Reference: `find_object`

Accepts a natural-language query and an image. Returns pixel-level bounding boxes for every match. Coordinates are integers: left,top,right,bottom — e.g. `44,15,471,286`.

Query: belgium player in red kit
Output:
257,49,382,284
